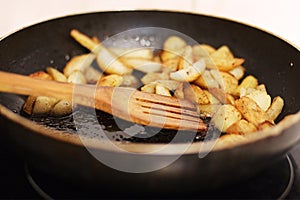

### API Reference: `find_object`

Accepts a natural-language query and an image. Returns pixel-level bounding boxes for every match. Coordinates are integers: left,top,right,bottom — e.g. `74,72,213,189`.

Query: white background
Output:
0,0,299,48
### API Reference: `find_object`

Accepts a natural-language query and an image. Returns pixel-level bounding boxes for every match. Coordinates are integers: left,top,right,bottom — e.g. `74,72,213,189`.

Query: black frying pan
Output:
0,10,300,196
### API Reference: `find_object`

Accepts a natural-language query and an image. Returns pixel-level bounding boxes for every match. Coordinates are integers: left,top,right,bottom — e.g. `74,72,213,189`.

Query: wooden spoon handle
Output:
0,71,115,112
0,71,76,100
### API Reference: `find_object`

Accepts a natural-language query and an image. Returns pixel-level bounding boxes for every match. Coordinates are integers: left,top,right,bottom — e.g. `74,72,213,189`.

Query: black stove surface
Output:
1,135,300,199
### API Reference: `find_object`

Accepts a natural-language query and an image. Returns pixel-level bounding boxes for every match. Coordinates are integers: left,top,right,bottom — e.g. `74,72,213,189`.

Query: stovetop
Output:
1,135,300,199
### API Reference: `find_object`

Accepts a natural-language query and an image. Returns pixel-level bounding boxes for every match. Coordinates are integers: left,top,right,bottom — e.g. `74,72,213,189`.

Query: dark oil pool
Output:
24,106,217,144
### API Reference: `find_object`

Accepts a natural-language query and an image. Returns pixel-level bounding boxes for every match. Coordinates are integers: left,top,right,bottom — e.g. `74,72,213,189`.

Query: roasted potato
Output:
212,104,242,133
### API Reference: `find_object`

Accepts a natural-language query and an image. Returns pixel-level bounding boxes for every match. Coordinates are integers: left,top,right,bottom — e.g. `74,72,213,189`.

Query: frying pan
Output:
0,10,300,196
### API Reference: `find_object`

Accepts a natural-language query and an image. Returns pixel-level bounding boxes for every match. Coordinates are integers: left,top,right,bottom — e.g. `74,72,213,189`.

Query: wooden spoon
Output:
0,71,206,131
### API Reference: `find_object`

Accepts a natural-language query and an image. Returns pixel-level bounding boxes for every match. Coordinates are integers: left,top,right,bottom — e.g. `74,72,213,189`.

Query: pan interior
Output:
0,11,299,145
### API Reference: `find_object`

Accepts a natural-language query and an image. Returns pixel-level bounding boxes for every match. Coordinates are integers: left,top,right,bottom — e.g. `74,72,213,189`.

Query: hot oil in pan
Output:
24,106,213,144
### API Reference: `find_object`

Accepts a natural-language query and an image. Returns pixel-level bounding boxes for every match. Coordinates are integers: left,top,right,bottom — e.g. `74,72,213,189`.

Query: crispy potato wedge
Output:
70,29,132,75
24,71,54,115
184,84,210,105
235,96,272,126
178,45,193,70
257,120,274,130
203,90,221,105
226,119,257,135
97,74,123,87
67,70,87,84
192,44,216,61
51,100,72,117
32,96,58,116
210,87,235,105
210,46,245,71
23,96,37,115
163,36,187,53
210,70,238,94
267,96,284,121
141,83,156,93
96,47,133,75
170,59,206,82
63,54,96,77
109,48,153,60
121,58,163,73
234,75,258,96
243,89,271,111
212,104,242,132
162,56,180,71
29,71,53,80
228,65,245,80
156,84,172,96
70,29,99,52
46,67,67,82
193,70,219,89
257,84,267,93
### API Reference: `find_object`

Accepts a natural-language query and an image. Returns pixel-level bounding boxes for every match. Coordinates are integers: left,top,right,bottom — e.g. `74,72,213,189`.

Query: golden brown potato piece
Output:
32,96,58,116
209,87,235,105
70,29,99,52
184,84,210,105
192,44,216,62
46,67,67,82
109,48,153,60
170,59,206,82
234,75,258,96
211,104,242,132
242,88,271,111
178,45,193,70
70,29,132,75
257,120,274,131
162,56,180,71
141,83,156,93
228,65,245,80
163,36,187,53
235,96,272,126
210,46,245,71
121,58,163,73
63,54,96,77
67,70,87,84
155,84,172,96
29,71,53,80
51,100,73,117
96,48,133,75
267,96,284,121
193,70,219,89
226,119,257,135
23,96,37,115
23,71,53,115
97,74,123,87
210,70,238,94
